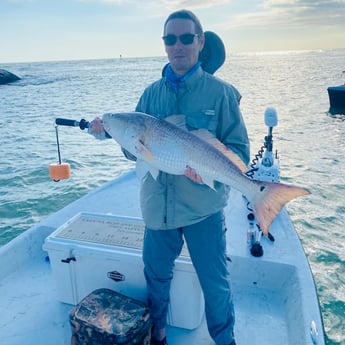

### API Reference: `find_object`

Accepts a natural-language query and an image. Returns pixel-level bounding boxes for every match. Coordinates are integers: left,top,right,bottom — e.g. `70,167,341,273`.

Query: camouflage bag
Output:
70,288,151,345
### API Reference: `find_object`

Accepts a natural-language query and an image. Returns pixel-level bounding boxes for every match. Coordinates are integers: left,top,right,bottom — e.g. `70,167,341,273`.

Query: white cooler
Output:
43,212,204,330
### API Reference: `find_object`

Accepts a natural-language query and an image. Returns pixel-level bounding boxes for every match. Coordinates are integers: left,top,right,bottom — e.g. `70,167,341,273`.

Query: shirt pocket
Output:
186,110,218,134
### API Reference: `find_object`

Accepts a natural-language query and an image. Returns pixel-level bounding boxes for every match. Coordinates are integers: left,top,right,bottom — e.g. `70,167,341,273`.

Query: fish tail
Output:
251,182,310,235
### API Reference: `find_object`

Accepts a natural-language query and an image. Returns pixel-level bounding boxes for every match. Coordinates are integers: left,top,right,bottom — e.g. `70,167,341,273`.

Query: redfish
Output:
102,112,310,235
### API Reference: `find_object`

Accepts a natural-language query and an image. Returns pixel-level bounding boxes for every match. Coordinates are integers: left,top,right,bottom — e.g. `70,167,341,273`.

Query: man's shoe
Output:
150,336,168,345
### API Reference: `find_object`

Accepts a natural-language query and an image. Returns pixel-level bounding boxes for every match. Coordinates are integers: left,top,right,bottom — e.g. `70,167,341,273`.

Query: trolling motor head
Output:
263,107,278,156
265,107,278,138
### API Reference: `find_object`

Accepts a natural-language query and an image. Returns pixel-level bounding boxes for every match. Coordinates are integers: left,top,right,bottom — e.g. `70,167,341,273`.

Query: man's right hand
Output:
88,117,108,139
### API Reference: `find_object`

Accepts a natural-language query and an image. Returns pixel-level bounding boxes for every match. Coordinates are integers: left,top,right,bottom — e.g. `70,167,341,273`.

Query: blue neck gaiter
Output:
165,62,201,89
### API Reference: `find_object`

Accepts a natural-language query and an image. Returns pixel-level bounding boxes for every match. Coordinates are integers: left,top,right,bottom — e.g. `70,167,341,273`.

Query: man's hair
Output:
163,9,204,36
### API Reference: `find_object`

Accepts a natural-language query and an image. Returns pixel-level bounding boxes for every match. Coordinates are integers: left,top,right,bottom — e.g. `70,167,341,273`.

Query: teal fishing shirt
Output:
133,66,250,230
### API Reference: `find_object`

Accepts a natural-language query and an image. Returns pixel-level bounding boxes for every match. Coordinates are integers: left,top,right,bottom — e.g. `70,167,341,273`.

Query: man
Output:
90,9,249,345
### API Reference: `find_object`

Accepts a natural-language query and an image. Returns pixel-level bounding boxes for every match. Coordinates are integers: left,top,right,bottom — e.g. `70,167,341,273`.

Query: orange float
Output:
49,162,71,181
49,123,72,181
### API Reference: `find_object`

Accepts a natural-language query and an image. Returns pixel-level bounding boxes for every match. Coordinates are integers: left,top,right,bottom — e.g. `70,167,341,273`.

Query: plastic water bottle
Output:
246,213,256,247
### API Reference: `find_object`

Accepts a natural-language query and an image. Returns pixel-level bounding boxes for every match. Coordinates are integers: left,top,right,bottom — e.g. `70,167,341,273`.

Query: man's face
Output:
164,18,204,75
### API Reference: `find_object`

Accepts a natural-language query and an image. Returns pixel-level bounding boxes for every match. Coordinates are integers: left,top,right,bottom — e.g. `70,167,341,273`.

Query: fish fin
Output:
164,114,187,130
136,140,154,161
135,160,148,180
251,181,311,235
201,176,216,191
192,129,247,173
185,166,216,191
149,167,160,180
136,160,159,180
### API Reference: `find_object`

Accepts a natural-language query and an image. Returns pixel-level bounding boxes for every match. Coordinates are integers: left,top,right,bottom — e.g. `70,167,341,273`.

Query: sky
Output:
1,0,345,63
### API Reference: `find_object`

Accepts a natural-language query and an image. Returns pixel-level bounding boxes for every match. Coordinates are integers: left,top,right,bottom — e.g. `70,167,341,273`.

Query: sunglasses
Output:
162,33,199,46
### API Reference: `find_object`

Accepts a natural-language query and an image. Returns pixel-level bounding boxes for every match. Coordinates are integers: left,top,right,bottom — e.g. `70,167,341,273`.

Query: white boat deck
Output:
0,171,325,345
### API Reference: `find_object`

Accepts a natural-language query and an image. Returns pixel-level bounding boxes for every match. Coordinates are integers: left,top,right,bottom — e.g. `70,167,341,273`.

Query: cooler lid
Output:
48,212,190,257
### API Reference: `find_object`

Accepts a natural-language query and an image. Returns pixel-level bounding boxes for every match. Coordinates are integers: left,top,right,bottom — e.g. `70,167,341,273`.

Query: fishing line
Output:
49,123,71,182
55,124,62,165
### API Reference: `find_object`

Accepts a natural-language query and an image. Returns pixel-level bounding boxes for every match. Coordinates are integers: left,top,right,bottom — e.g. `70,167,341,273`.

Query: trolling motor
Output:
247,108,280,182
245,107,280,257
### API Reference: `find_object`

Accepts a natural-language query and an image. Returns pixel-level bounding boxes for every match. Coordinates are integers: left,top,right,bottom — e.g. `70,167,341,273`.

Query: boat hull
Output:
0,171,326,345
327,85,345,115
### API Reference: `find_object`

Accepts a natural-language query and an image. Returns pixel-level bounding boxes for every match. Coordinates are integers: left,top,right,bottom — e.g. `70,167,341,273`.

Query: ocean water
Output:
1,50,344,344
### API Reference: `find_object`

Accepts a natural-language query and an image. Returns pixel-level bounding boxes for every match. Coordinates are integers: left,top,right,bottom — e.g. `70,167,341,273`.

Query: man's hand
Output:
185,166,203,184
88,117,107,139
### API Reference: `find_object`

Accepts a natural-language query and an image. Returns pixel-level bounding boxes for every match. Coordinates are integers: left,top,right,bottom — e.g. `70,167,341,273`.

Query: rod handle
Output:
55,118,90,130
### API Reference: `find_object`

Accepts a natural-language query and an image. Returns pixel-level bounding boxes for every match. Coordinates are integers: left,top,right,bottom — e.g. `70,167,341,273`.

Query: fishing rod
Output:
55,118,90,130
55,117,112,137
49,118,110,182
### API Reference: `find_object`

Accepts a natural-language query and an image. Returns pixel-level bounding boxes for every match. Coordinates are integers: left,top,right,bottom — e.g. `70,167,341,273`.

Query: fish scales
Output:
145,115,243,183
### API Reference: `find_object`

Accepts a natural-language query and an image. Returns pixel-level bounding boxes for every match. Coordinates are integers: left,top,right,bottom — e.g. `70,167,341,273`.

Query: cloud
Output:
2,0,35,3
77,0,229,11
158,0,229,10
76,0,132,4
226,0,345,30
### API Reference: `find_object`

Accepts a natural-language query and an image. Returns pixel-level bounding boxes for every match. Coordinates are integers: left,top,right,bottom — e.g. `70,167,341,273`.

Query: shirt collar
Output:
165,62,201,90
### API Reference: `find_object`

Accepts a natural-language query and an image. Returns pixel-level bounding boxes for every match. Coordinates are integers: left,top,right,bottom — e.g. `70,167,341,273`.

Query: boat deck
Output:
0,171,325,345
0,254,301,345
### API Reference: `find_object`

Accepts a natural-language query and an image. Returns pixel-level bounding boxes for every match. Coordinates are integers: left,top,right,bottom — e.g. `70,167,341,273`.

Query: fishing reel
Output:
248,107,280,182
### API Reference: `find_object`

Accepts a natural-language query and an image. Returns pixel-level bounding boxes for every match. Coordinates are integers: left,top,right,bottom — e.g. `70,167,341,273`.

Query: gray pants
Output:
143,211,235,345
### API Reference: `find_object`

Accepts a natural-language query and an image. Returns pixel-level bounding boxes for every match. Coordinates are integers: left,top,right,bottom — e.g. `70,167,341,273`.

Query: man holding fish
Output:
130,10,248,343
90,9,302,345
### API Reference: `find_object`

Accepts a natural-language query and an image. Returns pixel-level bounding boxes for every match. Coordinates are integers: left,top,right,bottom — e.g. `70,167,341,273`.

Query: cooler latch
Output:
61,256,76,264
